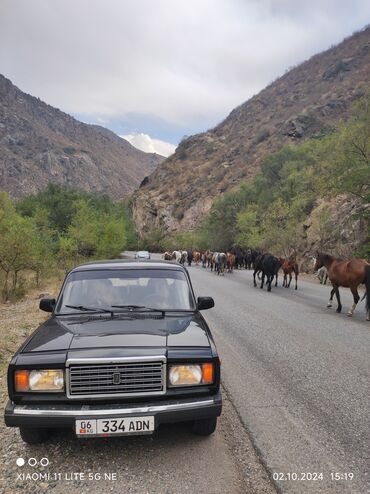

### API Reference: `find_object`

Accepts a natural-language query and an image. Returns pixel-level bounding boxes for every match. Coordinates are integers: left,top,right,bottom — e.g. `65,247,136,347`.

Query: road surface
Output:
187,262,369,493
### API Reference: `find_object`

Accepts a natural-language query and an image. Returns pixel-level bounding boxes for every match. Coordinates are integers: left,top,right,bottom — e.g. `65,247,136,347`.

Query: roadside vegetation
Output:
0,185,135,301
142,95,369,257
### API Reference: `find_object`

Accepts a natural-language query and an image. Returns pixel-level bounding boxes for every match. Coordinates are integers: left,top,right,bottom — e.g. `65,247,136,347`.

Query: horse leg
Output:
348,287,360,316
253,270,257,287
267,275,272,292
334,286,342,313
288,273,292,288
260,273,265,289
275,273,278,287
327,288,335,307
294,270,298,290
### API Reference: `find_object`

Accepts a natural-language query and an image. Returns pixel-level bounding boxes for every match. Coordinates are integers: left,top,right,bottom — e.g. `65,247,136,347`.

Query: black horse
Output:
253,254,281,291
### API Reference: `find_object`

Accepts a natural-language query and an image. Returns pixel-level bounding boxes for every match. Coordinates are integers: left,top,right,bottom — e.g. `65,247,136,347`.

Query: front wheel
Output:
19,427,49,444
192,417,217,436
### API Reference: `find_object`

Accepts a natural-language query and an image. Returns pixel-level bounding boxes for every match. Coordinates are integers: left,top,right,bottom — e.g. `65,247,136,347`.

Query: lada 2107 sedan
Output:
4,260,222,444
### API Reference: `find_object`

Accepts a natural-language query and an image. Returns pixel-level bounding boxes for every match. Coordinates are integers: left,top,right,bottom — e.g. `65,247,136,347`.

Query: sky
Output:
1,1,370,157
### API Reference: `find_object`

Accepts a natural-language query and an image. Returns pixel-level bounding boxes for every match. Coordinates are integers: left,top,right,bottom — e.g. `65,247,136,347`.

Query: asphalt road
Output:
187,263,369,494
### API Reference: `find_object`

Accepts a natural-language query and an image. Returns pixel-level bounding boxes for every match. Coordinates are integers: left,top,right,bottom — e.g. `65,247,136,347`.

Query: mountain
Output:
0,74,164,199
133,27,370,235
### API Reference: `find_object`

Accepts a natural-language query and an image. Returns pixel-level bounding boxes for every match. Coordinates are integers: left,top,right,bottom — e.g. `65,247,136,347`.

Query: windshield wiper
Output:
65,305,114,317
111,305,196,315
111,304,165,315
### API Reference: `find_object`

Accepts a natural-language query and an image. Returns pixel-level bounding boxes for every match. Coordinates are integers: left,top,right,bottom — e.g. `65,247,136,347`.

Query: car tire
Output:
192,417,217,436
19,427,49,444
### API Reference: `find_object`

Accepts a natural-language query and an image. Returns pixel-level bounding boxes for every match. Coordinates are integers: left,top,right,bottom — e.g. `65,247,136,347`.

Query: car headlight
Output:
15,370,64,392
168,363,214,386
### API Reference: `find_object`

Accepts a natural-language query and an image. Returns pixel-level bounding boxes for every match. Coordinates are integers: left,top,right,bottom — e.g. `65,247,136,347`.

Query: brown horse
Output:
279,257,299,290
192,250,201,265
226,253,236,273
314,252,370,320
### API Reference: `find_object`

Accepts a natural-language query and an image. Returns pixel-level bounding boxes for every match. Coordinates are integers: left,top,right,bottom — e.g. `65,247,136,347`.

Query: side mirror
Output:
197,296,215,311
39,298,56,313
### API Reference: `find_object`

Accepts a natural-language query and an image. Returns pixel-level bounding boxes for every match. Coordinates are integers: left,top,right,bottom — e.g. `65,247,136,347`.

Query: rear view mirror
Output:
197,296,215,310
39,298,56,313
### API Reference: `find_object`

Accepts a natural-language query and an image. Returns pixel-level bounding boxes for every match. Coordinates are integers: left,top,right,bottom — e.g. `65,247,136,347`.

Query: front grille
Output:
68,360,165,397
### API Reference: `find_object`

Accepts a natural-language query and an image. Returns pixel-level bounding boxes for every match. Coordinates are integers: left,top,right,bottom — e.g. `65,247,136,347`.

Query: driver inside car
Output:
87,278,115,307
143,278,170,308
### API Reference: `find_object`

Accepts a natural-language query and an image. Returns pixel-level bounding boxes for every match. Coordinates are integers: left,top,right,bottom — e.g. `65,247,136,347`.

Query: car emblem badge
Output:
112,372,121,385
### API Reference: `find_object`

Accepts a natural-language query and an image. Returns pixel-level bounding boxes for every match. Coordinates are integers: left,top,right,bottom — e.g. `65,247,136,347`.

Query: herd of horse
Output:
163,248,370,321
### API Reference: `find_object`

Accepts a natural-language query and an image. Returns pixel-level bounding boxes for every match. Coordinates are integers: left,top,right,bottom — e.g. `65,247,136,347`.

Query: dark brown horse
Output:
314,252,370,320
279,257,299,290
226,252,236,273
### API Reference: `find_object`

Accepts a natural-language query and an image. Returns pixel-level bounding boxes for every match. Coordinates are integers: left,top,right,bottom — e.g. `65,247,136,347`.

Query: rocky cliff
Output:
133,27,370,235
0,74,164,199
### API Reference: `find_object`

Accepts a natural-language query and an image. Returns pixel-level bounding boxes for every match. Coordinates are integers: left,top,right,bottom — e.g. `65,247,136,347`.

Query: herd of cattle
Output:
163,248,302,292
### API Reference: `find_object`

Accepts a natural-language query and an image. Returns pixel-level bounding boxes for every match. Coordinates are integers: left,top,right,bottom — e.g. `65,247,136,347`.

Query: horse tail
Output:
365,265,370,314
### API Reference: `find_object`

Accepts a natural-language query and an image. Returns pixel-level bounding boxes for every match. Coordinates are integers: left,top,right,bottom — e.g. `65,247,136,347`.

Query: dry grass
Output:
0,274,64,376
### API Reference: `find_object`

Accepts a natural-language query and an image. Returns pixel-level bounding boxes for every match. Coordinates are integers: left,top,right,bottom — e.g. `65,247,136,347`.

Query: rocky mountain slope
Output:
0,74,164,199
133,27,370,235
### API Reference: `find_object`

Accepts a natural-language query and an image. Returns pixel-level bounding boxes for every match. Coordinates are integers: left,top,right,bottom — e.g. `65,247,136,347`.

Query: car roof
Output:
71,259,184,272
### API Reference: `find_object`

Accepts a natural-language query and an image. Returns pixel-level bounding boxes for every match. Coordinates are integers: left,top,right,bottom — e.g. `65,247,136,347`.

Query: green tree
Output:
96,217,127,259
236,209,262,248
67,200,99,257
0,193,39,300
57,235,78,273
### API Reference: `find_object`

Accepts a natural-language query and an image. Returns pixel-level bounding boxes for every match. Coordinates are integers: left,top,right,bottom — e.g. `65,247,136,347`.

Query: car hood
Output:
22,314,210,352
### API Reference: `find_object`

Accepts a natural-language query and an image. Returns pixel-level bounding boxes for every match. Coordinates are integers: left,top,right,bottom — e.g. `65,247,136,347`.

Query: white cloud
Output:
122,133,176,157
0,0,369,141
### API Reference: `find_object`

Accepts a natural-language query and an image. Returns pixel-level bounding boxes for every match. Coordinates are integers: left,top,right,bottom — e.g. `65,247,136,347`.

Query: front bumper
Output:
4,393,222,429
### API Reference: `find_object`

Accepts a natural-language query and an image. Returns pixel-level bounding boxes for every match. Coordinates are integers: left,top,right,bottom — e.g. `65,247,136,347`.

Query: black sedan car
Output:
4,260,221,444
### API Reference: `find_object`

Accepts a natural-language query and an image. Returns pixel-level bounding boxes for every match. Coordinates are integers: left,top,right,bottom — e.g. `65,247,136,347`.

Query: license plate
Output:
75,416,155,437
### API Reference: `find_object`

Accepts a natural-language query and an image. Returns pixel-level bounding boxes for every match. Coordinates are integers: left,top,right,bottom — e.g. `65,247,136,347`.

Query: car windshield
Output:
56,268,195,314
